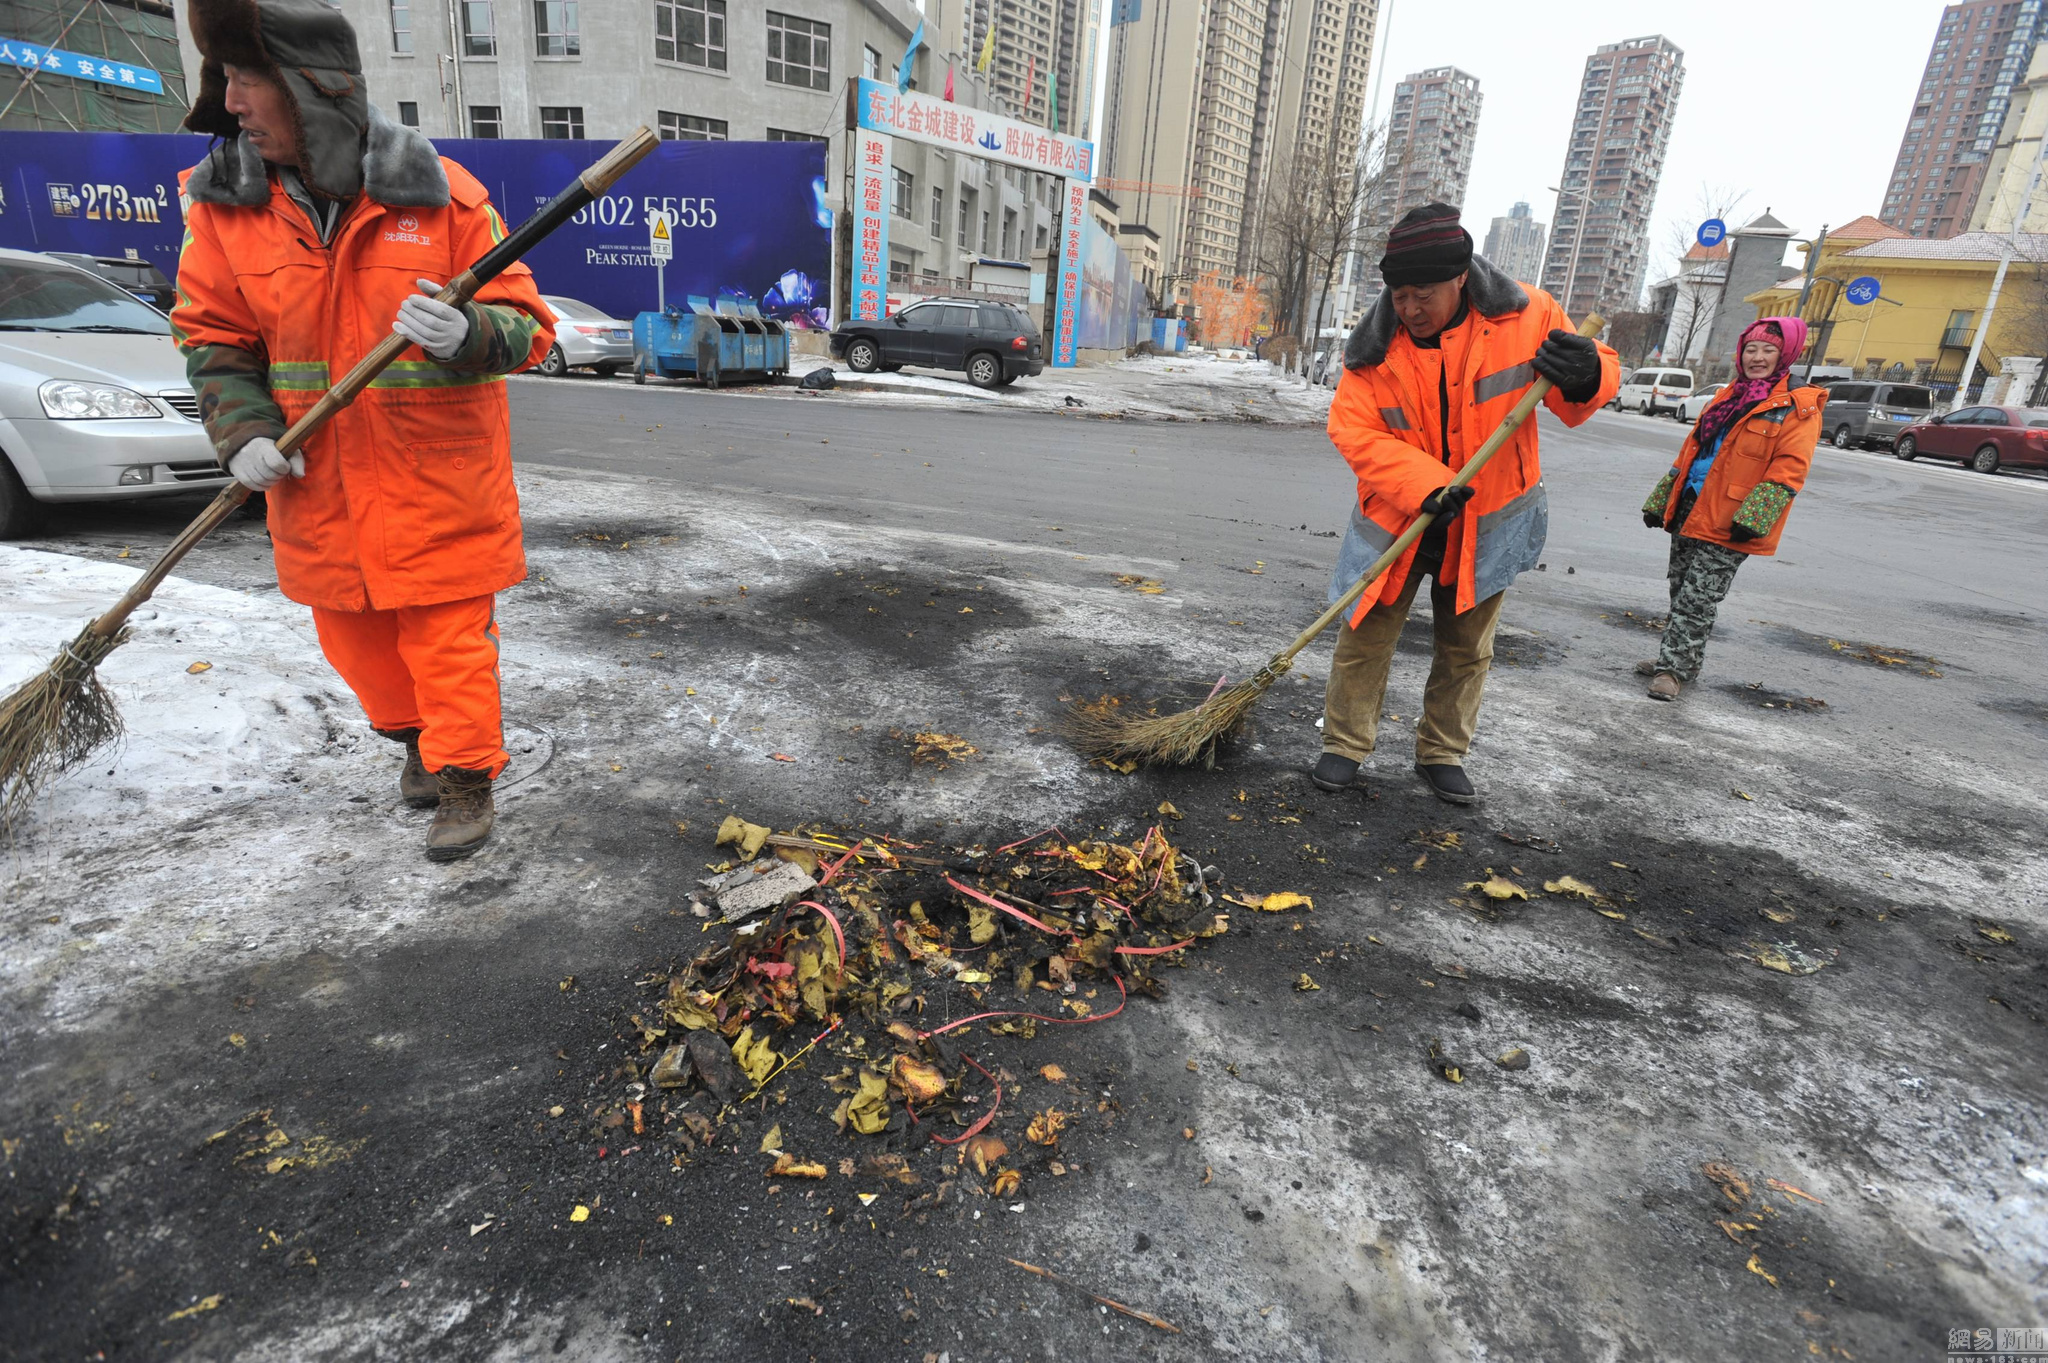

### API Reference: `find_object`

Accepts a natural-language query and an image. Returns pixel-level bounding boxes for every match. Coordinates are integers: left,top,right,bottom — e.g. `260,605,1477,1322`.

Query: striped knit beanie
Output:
1379,203,1473,288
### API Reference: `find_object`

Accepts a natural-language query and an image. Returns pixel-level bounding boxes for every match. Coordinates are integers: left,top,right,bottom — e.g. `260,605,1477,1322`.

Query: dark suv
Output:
829,299,1043,389
1820,381,1934,449
46,252,175,313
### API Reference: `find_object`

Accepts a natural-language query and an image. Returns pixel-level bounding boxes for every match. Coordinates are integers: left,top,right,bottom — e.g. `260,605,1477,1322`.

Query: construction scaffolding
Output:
0,0,188,134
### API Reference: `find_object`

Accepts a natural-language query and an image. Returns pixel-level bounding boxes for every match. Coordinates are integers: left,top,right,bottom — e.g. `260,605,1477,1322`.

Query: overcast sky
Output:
1365,0,1941,288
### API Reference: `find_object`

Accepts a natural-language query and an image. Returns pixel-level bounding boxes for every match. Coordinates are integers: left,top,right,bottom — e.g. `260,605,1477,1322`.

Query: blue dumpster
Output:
633,296,790,387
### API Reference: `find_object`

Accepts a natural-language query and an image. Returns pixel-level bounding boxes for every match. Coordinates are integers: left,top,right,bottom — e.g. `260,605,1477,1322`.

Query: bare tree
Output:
1252,121,1402,371
1605,311,1663,369
1655,183,1747,366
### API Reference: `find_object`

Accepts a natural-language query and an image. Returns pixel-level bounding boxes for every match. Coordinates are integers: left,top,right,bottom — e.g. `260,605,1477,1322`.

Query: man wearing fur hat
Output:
1313,204,1619,805
171,0,554,859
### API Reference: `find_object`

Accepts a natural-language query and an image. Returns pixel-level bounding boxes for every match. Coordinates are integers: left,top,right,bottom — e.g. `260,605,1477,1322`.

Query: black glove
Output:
1419,484,1475,522
1532,329,1602,404
1644,510,1664,529
1728,523,1758,543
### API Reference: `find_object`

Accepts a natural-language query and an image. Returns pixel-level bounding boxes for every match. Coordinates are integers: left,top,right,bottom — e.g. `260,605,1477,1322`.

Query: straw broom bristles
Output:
1067,658,1293,769
0,624,126,832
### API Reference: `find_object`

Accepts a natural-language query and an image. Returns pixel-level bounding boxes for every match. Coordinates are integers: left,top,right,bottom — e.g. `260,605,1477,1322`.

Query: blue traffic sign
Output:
1845,275,1881,307
1697,218,1727,247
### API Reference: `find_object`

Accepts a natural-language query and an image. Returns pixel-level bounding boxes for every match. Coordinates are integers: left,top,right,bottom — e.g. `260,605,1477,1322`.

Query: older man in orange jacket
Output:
1315,204,1619,805
170,0,554,859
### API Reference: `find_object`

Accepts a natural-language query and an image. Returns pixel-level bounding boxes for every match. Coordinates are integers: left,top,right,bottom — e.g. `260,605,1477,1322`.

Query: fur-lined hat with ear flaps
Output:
185,0,368,201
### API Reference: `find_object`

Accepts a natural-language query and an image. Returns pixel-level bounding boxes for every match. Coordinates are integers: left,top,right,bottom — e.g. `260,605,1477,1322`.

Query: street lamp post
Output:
1548,184,1592,319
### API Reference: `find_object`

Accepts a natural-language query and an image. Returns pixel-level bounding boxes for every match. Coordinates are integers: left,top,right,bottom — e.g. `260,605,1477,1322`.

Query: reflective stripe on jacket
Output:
1651,380,1823,556
1326,282,1619,625
172,157,552,611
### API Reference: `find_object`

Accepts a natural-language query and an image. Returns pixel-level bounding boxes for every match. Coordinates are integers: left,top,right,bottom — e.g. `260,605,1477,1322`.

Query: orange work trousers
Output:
311,594,507,777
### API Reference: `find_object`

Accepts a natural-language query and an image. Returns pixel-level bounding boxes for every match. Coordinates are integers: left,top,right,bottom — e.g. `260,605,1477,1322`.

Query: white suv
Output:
1614,367,1696,416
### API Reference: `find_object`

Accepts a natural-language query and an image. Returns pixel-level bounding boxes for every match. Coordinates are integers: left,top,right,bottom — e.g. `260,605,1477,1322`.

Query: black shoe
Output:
1311,753,1362,792
1414,763,1478,805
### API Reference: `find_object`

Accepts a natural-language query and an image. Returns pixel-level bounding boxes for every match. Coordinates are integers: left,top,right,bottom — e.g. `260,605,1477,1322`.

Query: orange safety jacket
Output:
1325,258,1619,625
171,112,552,612
1646,379,1822,556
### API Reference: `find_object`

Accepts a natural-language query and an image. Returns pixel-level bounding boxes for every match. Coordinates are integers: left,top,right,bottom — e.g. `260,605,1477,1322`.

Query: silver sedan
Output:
537,295,635,376
0,249,229,537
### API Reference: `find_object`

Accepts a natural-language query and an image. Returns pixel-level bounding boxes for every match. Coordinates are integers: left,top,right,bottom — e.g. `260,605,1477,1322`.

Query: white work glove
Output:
393,278,470,360
227,436,303,491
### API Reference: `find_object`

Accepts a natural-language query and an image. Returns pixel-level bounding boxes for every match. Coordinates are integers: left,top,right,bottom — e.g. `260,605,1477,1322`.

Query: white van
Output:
1615,367,1696,416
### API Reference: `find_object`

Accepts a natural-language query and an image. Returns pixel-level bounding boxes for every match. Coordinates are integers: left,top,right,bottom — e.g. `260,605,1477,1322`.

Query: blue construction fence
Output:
1075,211,1153,353
0,130,831,330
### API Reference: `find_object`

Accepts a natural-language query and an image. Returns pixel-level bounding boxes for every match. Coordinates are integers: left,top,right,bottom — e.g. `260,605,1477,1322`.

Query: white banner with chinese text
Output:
852,78,1094,186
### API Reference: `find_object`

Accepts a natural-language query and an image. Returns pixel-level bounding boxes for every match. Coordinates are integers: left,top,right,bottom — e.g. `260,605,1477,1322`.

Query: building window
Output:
980,208,990,254
469,104,502,138
765,128,829,142
930,186,943,237
958,188,974,248
892,167,914,218
534,1,579,56
767,12,830,90
660,111,727,140
540,106,585,139
656,0,727,71
397,100,420,127
461,0,496,55
390,1,413,53
863,45,881,80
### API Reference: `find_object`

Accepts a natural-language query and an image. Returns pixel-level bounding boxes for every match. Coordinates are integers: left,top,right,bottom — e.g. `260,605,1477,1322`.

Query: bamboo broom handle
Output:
1258,312,1607,674
85,126,661,640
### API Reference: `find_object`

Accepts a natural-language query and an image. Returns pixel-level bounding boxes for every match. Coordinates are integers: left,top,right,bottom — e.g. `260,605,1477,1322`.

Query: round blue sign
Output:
1845,275,1881,307
1696,218,1727,247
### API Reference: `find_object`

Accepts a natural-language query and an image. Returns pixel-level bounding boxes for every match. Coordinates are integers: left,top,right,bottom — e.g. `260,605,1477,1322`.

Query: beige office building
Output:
1100,0,1378,297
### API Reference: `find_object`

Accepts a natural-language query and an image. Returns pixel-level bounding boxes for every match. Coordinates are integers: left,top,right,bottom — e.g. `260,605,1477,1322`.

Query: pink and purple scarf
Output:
1695,315,1808,451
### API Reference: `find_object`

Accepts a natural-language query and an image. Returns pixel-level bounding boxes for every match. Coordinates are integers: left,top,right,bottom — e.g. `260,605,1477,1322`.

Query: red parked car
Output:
1893,404,2048,473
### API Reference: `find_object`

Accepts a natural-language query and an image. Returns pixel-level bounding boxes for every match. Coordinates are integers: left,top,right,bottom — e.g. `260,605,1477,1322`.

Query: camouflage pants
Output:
1655,536,1747,682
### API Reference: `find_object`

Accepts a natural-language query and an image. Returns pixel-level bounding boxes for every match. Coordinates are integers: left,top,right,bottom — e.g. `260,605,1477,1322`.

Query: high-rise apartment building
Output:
1541,35,1683,319
1383,67,1482,216
1101,0,1380,297
942,0,1103,136
1483,202,1548,284
1884,0,2046,239
1969,43,2048,231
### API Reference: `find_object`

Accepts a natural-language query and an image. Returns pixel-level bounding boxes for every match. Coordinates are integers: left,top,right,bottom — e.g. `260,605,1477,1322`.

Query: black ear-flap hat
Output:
185,0,369,200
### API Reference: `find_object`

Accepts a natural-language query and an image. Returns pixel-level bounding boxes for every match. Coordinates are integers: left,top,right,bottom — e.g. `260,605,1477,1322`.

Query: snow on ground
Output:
548,349,1340,425
0,545,351,825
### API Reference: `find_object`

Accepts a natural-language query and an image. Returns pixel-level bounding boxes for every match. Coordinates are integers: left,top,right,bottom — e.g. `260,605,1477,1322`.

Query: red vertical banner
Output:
853,130,892,321
1052,177,1087,366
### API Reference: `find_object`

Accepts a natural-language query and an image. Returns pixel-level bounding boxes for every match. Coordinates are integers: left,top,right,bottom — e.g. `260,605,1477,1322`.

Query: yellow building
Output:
1746,213,2048,392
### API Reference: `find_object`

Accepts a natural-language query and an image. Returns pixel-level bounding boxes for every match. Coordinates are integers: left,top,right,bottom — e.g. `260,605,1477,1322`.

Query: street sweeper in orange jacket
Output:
170,0,554,860
1314,203,1619,806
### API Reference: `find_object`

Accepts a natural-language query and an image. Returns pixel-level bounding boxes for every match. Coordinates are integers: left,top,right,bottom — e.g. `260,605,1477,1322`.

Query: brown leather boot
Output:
1647,673,1683,701
375,727,440,808
426,765,495,861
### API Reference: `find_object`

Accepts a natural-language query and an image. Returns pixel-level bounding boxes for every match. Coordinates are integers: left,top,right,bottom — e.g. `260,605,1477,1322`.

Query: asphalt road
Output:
5,373,2045,1362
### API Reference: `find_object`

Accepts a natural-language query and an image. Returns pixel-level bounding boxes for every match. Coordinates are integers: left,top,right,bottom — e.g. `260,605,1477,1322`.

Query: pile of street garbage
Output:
613,816,1230,1171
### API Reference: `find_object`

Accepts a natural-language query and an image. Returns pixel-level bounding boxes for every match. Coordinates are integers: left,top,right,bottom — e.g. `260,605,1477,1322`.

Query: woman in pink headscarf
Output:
1637,317,1827,700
